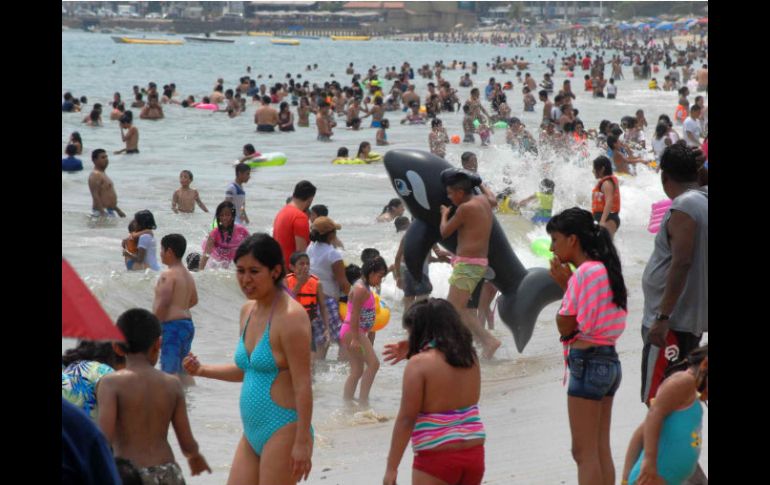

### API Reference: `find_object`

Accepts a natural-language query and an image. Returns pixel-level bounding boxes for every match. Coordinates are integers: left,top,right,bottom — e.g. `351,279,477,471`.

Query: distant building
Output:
521,1,603,20
342,1,477,31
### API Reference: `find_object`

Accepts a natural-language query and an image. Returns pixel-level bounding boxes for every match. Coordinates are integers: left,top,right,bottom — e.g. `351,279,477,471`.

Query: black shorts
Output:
257,124,276,132
593,212,620,229
607,94,616,99
126,149,140,154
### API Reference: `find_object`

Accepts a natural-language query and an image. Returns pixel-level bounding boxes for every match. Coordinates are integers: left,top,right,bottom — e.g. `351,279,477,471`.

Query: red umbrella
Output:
62,259,125,341
697,17,708,25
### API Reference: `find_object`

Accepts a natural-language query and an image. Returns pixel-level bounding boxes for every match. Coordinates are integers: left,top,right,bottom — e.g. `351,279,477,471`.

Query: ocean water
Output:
62,32,706,483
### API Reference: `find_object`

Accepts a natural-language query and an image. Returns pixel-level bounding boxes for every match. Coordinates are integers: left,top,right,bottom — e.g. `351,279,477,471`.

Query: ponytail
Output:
546,207,627,310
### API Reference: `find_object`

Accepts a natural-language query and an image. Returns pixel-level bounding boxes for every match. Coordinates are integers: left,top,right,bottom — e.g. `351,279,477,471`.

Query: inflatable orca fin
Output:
497,268,565,352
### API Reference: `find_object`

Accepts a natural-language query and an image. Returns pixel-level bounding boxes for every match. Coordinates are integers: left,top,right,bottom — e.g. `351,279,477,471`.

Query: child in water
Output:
238,144,261,163
477,120,493,146
172,170,208,214
516,178,555,224
341,256,388,408
622,346,708,485
376,119,390,146
383,299,486,485
333,147,351,163
287,251,332,362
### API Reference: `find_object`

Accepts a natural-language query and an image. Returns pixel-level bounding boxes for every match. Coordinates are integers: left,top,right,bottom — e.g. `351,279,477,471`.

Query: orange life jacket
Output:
592,175,621,214
675,104,687,123
285,273,319,320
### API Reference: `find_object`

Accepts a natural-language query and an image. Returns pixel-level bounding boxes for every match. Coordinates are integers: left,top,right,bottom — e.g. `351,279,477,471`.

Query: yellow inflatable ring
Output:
336,291,391,332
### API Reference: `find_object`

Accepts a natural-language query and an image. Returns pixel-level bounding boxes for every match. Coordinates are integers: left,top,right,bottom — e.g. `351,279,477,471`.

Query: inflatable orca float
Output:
384,149,564,352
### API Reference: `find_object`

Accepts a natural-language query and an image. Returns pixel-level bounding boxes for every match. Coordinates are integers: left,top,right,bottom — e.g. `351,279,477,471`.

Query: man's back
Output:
156,265,197,321
98,367,180,468
455,195,493,258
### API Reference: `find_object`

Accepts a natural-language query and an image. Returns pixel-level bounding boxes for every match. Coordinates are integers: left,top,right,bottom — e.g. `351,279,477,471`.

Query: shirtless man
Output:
88,149,126,219
466,88,490,123
316,101,333,141
114,113,139,155
401,84,420,109
439,169,502,359
254,96,279,132
97,308,211,483
153,234,199,386
210,84,225,104
539,90,553,126
140,94,164,120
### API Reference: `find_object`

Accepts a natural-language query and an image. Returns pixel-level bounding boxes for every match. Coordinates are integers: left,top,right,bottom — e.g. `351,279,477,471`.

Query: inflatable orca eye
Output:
394,178,411,197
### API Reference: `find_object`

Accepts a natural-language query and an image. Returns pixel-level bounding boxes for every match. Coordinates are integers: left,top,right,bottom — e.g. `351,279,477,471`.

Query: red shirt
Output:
273,204,310,267
582,57,591,70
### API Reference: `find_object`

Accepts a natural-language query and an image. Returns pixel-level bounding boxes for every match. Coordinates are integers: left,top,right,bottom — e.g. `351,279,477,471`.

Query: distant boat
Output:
330,35,371,41
275,34,320,40
111,36,184,45
215,31,244,37
271,38,300,46
248,31,274,36
184,36,235,44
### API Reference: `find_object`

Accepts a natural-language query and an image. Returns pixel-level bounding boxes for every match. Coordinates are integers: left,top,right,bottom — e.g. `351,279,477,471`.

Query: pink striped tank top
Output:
410,404,486,452
558,261,627,381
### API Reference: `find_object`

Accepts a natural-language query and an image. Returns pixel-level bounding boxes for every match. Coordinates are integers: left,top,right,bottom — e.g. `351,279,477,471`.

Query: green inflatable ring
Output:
494,121,508,129
473,119,480,128
531,238,553,260
244,152,287,168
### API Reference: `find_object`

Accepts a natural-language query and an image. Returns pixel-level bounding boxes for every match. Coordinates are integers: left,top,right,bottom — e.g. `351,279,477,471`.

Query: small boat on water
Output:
275,34,320,40
330,35,371,41
215,31,244,37
184,36,235,44
111,36,184,45
271,38,300,46
248,31,274,36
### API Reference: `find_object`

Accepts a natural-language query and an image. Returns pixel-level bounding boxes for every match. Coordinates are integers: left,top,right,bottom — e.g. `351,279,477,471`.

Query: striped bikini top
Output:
410,404,486,452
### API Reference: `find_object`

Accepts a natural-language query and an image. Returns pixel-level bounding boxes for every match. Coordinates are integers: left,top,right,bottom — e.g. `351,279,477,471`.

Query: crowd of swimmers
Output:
63,33,708,485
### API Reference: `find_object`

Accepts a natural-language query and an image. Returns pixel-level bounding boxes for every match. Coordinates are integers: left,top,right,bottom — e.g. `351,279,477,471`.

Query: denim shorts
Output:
567,346,621,400
161,319,195,374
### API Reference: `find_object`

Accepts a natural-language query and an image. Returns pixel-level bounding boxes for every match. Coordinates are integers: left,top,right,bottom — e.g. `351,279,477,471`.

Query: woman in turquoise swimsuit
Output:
621,345,708,485
184,233,314,484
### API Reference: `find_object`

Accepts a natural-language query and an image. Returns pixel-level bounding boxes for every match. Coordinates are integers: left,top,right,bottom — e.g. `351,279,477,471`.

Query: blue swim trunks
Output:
371,120,383,128
161,319,195,374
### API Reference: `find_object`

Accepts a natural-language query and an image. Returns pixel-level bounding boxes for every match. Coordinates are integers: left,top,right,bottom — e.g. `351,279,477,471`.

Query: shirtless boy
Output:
88,149,126,219
439,170,502,359
140,94,164,120
254,96,279,132
317,101,334,141
172,170,209,214
97,308,210,484
114,113,139,155
153,234,199,386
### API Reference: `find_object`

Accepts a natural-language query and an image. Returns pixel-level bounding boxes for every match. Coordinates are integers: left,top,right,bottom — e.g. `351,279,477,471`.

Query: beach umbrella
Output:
655,22,674,31
697,17,708,25
618,23,633,31
62,259,124,342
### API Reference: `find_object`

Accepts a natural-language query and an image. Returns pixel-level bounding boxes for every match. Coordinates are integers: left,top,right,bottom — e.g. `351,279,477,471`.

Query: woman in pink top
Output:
200,201,250,270
547,207,628,485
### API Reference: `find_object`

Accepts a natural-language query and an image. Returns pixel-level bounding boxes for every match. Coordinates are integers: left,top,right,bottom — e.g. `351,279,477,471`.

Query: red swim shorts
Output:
412,445,485,485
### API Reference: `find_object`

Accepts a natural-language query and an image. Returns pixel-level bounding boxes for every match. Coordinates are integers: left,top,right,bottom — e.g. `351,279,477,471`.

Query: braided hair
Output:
546,207,627,310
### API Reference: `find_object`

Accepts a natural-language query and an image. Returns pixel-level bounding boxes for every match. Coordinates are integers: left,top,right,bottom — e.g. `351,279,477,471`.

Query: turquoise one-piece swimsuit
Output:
234,301,314,455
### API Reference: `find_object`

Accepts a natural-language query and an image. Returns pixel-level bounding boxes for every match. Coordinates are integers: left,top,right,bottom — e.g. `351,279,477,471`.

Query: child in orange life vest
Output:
584,74,593,92
591,155,621,240
287,251,332,362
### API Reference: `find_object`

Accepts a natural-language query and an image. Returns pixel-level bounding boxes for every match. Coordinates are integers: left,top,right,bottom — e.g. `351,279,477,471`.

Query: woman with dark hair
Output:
592,155,621,239
547,207,627,485
62,341,126,419
199,201,250,270
68,131,83,155
307,216,349,349
376,198,405,223
278,101,295,132
124,210,160,271
184,233,314,484
383,299,485,485
340,256,388,407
